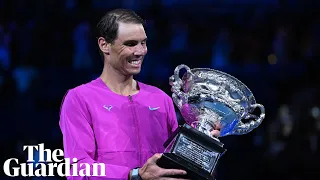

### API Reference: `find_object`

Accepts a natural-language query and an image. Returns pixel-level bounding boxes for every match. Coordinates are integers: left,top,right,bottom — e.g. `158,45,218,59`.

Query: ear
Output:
98,37,110,55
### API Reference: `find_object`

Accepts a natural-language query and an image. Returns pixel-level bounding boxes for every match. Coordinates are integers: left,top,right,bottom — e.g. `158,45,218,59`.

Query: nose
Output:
133,44,147,56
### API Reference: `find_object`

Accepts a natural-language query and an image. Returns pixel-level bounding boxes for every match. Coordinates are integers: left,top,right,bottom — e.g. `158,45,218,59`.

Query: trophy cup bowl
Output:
156,64,265,180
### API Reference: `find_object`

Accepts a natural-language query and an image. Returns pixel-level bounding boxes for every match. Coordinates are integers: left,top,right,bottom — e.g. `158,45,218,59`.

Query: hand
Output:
138,153,189,180
169,86,221,139
211,129,220,137
191,122,221,138
210,123,221,137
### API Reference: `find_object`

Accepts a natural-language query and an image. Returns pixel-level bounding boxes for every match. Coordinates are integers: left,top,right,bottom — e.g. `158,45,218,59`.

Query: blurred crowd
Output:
0,0,320,180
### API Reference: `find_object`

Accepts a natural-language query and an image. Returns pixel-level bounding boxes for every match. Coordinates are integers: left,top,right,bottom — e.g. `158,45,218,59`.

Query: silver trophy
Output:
157,64,265,180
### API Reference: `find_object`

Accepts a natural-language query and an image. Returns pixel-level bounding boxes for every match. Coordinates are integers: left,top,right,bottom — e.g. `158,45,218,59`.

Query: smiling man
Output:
59,9,220,180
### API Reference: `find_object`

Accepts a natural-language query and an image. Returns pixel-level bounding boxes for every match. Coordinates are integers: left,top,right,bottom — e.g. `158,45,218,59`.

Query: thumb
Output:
211,130,220,137
150,153,162,163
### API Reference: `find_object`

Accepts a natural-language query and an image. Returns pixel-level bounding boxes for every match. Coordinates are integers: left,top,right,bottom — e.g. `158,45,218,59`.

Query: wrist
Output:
138,168,142,177
128,169,133,180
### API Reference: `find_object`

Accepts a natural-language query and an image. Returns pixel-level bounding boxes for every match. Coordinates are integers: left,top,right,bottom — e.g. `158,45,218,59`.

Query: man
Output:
59,9,220,180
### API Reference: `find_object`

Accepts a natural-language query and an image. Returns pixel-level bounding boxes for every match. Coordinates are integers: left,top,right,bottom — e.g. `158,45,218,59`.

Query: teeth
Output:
130,60,139,65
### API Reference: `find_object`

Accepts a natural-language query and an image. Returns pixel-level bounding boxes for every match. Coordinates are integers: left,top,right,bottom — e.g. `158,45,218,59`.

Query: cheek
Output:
144,47,148,54
114,46,130,58
118,50,133,62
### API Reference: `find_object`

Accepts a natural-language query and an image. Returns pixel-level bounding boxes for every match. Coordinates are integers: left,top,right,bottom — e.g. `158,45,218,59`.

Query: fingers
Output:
211,130,220,137
211,122,221,137
142,153,190,180
160,168,187,176
148,153,162,163
149,154,187,177
215,123,221,130
160,178,190,180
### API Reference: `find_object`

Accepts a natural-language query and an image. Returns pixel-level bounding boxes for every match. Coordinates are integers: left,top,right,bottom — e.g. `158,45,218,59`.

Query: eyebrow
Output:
123,38,148,43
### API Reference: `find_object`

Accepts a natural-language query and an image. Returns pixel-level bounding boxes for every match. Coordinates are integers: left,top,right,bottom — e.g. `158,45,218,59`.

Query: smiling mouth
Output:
129,60,140,64
128,59,142,65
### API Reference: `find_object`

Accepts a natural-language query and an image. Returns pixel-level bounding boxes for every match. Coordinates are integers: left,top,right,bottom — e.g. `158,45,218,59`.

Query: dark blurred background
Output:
1,0,320,180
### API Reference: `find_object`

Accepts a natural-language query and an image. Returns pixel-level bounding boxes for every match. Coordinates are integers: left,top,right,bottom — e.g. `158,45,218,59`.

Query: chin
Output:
128,70,141,76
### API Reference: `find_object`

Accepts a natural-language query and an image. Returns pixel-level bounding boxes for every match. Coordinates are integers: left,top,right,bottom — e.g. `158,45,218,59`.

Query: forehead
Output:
116,22,147,42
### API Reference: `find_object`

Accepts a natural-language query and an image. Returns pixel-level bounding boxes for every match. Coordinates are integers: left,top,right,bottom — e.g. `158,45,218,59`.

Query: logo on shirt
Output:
149,106,160,111
103,105,113,111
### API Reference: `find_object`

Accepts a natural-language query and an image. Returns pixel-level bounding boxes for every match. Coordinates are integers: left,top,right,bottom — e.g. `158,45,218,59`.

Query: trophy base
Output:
157,124,226,180
157,153,214,180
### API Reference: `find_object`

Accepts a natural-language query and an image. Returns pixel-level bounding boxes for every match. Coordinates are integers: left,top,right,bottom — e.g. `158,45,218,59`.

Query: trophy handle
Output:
169,64,195,109
232,103,265,135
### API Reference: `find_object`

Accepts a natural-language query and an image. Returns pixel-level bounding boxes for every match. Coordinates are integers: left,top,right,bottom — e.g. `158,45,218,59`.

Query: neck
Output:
100,65,139,96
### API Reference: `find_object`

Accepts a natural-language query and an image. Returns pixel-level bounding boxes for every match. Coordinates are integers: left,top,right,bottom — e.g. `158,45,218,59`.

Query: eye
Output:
124,42,138,47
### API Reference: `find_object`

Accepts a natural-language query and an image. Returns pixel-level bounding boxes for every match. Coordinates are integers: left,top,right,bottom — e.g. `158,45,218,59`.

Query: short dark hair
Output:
96,9,146,44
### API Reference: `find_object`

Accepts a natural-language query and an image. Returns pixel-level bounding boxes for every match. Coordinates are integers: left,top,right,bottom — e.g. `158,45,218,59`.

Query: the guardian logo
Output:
3,143,106,177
